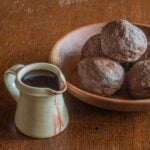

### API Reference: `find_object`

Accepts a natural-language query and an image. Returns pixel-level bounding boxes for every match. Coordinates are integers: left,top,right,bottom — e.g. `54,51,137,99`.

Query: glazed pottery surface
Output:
4,63,69,138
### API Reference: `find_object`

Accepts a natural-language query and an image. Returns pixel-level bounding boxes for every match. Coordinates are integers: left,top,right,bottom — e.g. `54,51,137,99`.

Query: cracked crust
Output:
101,19,148,63
122,37,150,72
81,34,104,58
135,36,150,61
77,57,125,96
127,60,150,98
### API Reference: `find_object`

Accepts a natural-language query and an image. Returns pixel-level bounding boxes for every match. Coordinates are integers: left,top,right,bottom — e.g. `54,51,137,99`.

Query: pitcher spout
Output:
48,69,67,94
14,63,67,96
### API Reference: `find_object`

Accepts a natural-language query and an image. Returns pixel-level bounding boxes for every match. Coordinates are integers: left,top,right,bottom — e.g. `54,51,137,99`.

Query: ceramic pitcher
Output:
4,63,69,138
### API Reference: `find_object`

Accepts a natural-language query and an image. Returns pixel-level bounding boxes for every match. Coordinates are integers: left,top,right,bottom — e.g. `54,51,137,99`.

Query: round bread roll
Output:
77,57,125,96
123,38,150,72
81,34,103,58
127,60,150,98
101,19,147,63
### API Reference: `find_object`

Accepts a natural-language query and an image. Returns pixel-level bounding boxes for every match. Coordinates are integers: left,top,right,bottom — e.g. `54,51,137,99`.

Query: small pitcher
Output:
4,63,69,138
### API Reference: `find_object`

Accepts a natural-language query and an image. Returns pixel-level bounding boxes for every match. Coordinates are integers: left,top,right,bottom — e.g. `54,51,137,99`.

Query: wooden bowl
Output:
50,22,150,111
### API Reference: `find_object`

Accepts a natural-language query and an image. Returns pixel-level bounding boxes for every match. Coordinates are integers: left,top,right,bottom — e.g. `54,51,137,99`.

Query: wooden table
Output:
0,0,150,149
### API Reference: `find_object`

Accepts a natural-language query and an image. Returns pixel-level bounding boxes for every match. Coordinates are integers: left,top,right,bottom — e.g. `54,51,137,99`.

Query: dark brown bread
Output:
81,34,104,58
77,57,125,96
135,36,150,61
127,60,150,98
101,19,147,63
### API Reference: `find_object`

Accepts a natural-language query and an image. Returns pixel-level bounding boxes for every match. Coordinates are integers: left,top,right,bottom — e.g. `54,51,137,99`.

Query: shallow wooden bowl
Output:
50,22,150,111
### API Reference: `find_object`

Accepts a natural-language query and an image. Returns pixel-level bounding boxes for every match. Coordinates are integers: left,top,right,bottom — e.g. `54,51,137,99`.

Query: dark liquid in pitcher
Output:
21,70,59,90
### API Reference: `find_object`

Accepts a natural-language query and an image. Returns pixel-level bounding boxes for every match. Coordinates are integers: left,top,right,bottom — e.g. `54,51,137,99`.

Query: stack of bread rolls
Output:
77,19,150,99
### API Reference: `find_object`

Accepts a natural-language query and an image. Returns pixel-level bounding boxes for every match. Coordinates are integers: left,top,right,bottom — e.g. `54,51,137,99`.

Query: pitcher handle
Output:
4,64,25,102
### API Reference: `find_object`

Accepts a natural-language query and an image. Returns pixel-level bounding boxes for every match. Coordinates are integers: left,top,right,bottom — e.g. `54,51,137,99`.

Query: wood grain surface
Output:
0,0,150,149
